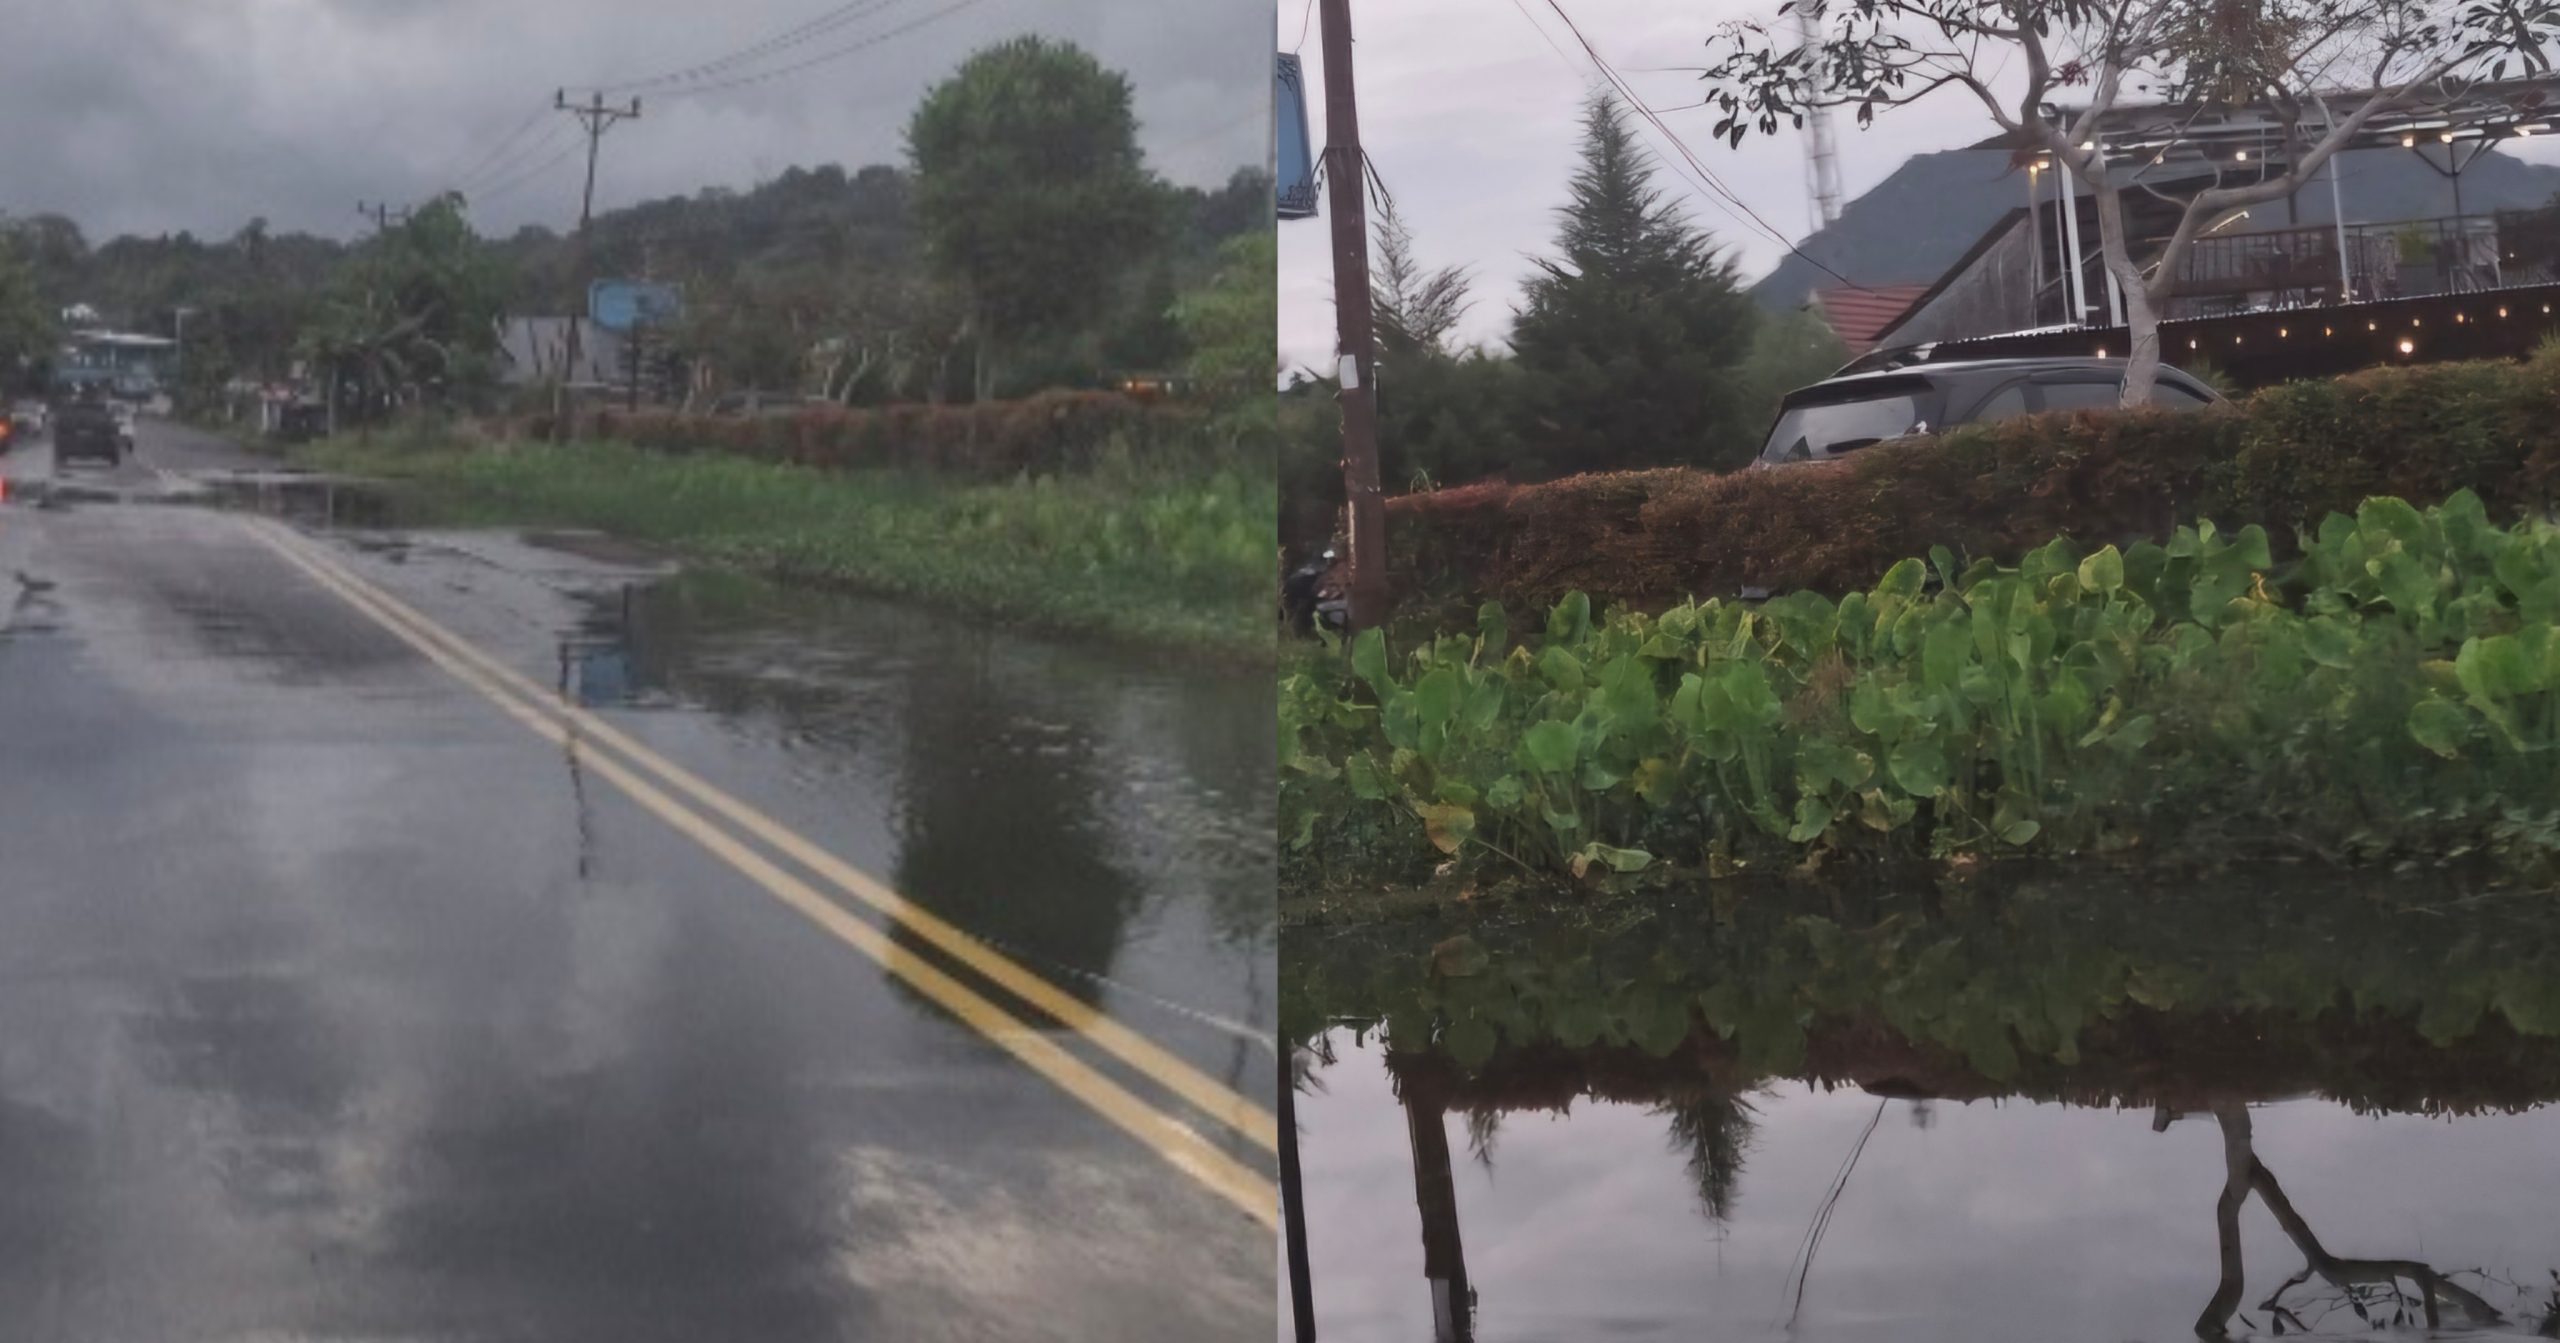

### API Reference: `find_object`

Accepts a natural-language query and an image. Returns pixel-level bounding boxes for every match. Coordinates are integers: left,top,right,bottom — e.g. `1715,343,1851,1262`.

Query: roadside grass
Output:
293,433,1276,659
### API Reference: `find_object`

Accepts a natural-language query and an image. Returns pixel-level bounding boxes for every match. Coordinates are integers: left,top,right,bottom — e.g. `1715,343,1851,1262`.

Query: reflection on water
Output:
563,567,1276,1091
1283,876,2560,1342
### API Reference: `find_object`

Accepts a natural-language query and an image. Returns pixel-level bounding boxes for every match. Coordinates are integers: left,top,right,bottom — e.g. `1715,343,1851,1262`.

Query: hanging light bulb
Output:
2399,337,2416,355
2500,306,2511,318
2403,133,2417,148
2234,148,2249,161
2323,326,2334,336
2279,327,2288,338
2440,130,2455,143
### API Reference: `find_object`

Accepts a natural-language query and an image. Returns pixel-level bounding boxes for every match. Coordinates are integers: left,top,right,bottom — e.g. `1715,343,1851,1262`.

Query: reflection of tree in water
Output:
2195,1100,2548,1339
887,627,1139,1009
1655,1091,1756,1223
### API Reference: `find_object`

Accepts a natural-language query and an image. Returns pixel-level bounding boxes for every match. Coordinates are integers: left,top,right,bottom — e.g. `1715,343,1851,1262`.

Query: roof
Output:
1969,75,2560,168
1809,284,1931,352
63,330,175,349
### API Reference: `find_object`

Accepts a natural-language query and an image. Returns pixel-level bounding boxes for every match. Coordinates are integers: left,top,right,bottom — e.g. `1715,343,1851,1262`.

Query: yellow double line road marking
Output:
241,515,1278,1228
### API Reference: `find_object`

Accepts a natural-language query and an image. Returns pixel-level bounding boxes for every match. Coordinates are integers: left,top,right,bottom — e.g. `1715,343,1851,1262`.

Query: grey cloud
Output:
0,0,1265,244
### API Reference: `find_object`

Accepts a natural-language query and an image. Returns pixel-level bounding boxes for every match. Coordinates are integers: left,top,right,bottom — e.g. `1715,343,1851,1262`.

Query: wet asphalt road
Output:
0,419,1274,1341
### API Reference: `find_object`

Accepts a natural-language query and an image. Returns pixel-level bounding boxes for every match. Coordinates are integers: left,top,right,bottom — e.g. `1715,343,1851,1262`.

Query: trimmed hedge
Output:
1384,355,2560,614
588,389,1212,477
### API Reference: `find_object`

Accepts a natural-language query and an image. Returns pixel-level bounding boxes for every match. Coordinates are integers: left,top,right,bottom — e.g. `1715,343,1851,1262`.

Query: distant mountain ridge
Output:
1750,146,2560,311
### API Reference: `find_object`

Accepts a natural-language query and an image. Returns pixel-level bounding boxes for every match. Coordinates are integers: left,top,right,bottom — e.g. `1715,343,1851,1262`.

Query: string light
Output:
2235,148,2250,160
2456,312,2467,323
2500,306,2511,318
2403,133,2417,147
2233,334,2244,345
2323,326,2333,336
2398,337,2416,355
2368,321,2379,331
2278,326,2288,338
2413,317,2422,326
2440,130,2455,143
2188,338,2199,349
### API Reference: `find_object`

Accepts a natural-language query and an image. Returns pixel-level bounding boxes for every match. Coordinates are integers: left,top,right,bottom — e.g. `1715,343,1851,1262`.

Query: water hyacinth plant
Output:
1281,491,2560,888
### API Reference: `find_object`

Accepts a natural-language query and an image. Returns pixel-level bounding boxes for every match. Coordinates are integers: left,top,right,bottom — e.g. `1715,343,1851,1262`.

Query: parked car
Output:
1755,357,2221,468
7,400,43,444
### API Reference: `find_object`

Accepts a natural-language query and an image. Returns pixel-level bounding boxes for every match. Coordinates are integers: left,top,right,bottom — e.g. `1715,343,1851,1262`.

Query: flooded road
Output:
0,419,1274,1340
1283,878,2560,1342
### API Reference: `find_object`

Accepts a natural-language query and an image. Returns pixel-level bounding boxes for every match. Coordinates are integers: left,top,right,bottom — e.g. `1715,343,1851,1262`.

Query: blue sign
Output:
1277,54,1318,220
588,280,683,334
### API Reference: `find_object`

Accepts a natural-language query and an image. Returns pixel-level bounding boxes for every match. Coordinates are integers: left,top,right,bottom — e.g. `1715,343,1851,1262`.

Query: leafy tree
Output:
300,193,505,416
1700,0,2560,404
1174,230,1279,446
1510,95,1760,476
906,37,1164,402
1372,198,1474,359
0,232,54,393
1733,307,1849,432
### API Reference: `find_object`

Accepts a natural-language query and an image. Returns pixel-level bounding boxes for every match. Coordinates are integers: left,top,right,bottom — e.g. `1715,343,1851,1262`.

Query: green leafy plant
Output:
1284,491,2560,887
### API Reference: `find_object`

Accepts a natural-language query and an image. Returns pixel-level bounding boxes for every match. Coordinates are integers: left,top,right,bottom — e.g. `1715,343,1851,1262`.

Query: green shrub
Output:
1381,354,2560,616
589,389,1216,478
1285,490,2560,887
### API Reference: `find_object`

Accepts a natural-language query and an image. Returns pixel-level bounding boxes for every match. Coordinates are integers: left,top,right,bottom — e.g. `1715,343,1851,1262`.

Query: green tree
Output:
1510,95,1759,475
907,37,1163,402
0,232,54,393
1174,229,1278,447
1371,198,1472,360
300,193,505,417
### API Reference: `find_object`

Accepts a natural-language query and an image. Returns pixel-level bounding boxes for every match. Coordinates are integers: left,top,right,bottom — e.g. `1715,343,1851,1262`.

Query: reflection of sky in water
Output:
1298,1030,2560,1343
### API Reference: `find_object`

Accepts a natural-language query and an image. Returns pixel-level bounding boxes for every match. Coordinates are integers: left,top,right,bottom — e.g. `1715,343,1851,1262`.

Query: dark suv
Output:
1757,357,2221,467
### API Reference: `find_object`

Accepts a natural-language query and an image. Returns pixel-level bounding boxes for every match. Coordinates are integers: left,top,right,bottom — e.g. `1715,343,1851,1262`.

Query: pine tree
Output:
1510,94,1759,475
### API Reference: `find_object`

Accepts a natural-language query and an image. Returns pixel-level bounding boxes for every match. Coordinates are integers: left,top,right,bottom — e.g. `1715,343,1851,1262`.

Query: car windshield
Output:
1761,389,1928,463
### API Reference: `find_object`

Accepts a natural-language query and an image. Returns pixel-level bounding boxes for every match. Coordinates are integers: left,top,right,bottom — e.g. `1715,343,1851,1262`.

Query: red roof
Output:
1810,285,1932,353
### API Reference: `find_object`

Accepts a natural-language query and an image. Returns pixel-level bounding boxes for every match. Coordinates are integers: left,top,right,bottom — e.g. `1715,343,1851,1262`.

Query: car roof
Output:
1780,356,2210,407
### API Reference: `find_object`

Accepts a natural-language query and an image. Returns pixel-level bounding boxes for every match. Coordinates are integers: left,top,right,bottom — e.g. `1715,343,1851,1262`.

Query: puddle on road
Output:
1284,877,2560,1342
554,568,1277,1062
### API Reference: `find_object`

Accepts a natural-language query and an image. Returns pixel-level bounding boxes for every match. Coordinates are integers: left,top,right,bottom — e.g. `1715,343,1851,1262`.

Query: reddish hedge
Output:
589,389,1210,477
1384,355,2560,613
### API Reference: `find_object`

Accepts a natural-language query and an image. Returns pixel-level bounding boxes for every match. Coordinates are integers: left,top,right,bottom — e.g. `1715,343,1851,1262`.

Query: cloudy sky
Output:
1276,0,2560,371
0,0,1262,245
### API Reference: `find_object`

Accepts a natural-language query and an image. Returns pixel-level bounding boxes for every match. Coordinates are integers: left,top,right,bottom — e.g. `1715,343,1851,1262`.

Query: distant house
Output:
495,316,630,390
56,328,177,394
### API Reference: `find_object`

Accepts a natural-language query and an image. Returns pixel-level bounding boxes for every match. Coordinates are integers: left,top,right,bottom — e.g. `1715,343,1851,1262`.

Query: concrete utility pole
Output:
356,201,411,234
1318,0,1387,630
553,89,642,437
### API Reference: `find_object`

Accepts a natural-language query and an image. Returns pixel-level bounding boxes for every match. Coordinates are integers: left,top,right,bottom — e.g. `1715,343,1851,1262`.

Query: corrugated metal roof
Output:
1809,285,1933,352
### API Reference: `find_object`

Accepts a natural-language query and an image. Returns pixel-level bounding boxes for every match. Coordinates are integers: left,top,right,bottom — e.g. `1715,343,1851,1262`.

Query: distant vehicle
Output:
51,393,124,468
7,401,44,443
1755,357,2222,468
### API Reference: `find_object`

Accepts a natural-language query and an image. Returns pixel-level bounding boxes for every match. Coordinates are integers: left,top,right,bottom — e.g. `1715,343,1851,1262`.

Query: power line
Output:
1535,0,1866,289
592,0,912,93
457,120,585,203
649,0,991,100
471,131,585,207
433,102,556,196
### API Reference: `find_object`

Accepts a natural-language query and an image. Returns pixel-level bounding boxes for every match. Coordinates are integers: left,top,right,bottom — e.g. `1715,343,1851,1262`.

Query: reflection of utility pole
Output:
2194,1102,2510,1337
1281,1053,1316,1343
553,89,642,438
1317,0,1387,630
1405,1089,1476,1341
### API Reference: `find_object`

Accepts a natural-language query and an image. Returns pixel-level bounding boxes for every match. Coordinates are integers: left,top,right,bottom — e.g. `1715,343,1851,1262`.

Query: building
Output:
55,328,178,395
1763,79,2560,387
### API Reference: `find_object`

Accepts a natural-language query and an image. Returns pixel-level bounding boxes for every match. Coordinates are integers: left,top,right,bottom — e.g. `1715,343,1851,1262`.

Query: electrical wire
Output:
456,119,584,202
470,130,587,207
1536,0,1868,289
647,0,991,100
428,101,555,197
589,0,912,93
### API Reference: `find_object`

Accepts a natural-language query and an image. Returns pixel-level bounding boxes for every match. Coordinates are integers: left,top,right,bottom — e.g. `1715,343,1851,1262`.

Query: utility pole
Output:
1319,0,1387,630
357,200,411,234
553,88,642,437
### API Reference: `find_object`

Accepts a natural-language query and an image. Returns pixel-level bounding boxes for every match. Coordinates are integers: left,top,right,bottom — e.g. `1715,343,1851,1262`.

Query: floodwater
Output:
1283,877,2560,1342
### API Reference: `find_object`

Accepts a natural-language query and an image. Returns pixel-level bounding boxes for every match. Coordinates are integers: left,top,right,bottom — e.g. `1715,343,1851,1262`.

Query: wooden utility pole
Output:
356,201,411,235
1318,0,1387,629
553,89,642,437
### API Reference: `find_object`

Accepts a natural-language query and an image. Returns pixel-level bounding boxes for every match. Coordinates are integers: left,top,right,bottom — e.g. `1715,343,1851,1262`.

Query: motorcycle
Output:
1281,547,1348,634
